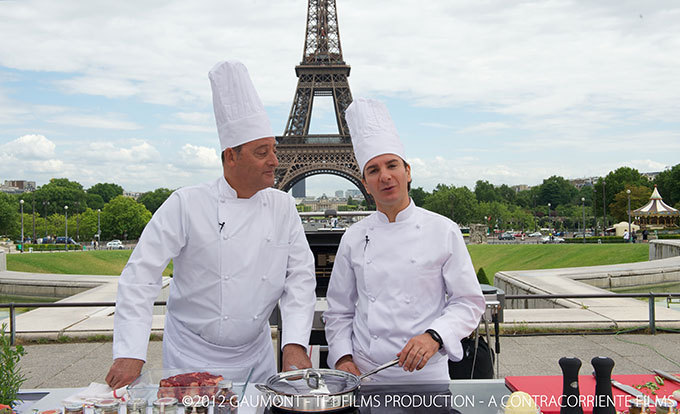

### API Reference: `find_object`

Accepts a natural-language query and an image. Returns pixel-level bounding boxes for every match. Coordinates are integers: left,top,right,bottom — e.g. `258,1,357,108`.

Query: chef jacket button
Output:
223,275,230,281
222,234,228,240
266,237,271,242
369,227,374,231
370,296,376,302
410,258,416,263
372,335,378,340
223,316,229,320
220,198,226,203
367,259,372,264
261,275,267,281
416,224,421,229
263,202,267,207
253,315,259,320
405,298,411,304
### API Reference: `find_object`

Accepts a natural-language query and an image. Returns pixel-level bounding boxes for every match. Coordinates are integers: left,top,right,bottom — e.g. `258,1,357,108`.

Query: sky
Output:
1,0,679,198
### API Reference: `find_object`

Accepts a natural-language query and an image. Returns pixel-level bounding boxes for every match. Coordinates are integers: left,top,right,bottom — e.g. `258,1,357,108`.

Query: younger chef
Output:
324,98,485,382
106,61,316,388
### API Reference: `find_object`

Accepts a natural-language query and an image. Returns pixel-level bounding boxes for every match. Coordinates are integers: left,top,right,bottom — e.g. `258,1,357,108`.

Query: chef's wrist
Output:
425,329,443,350
336,354,354,366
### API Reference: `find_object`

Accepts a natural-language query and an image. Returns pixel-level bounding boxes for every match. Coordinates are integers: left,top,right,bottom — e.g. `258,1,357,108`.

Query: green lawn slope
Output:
467,244,648,283
6,244,647,283
6,250,173,276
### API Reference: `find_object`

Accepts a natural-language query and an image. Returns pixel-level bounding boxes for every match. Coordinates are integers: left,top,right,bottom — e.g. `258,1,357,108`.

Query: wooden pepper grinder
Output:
591,356,616,414
559,357,584,414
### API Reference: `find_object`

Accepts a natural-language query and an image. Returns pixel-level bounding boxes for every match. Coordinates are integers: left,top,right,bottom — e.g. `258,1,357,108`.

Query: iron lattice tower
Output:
275,0,368,200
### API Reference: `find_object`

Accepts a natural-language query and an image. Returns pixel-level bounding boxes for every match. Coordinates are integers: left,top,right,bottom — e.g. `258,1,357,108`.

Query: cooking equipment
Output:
559,357,583,414
611,379,646,399
654,369,680,385
591,357,615,414
255,358,399,412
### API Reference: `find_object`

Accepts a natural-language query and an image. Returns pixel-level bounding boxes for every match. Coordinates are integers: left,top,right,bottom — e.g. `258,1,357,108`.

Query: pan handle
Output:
359,358,400,380
255,383,274,395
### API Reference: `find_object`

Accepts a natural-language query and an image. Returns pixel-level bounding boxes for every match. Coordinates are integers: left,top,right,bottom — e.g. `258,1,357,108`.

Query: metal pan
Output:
255,359,399,412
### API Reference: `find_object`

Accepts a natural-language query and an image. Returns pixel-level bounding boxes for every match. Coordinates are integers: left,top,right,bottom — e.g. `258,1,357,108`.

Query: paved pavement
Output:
18,332,680,389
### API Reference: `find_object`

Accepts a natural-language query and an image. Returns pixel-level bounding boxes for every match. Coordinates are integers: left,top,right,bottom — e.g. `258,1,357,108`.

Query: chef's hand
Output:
105,358,144,389
335,354,361,376
282,344,312,371
397,333,440,372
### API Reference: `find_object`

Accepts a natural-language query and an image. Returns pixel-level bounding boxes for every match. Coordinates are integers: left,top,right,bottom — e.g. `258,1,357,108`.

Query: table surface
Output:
22,380,510,414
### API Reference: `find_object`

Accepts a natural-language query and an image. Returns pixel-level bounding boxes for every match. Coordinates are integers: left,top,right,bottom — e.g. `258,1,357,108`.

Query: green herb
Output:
654,376,664,386
0,323,27,408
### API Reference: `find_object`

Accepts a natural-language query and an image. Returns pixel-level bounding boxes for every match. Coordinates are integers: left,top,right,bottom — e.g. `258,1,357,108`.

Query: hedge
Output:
18,243,82,251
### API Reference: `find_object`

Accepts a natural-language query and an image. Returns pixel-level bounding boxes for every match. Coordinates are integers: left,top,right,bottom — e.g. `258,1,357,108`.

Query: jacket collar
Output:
218,176,238,200
375,199,415,224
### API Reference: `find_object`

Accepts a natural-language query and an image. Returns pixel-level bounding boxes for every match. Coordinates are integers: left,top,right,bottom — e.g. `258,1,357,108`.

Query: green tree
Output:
86,193,105,211
537,176,577,207
476,267,491,285
138,188,173,214
609,185,652,223
87,183,124,204
32,178,88,216
654,164,680,207
474,180,499,203
101,196,152,240
593,167,651,221
0,193,18,236
497,184,517,205
409,187,429,207
423,184,478,225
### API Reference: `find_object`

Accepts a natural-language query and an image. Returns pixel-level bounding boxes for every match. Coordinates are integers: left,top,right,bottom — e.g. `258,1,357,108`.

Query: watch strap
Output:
425,329,443,350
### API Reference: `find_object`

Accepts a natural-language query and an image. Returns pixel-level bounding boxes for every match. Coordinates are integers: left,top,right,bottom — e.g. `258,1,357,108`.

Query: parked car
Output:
55,236,79,245
513,232,526,239
528,232,543,237
106,240,124,249
541,235,565,244
498,232,515,240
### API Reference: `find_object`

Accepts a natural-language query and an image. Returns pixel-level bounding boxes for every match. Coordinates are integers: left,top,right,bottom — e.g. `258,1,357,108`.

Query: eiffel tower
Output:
274,0,368,200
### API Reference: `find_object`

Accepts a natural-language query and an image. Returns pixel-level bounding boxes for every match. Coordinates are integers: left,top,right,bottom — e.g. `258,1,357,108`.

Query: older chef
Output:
324,98,486,382
106,61,316,388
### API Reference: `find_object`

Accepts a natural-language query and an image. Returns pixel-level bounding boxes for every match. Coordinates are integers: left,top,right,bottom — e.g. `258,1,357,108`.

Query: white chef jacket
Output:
113,176,316,381
324,200,485,382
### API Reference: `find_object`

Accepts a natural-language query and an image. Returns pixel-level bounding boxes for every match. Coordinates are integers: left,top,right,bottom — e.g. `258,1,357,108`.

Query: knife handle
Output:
592,356,616,414
559,357,584,414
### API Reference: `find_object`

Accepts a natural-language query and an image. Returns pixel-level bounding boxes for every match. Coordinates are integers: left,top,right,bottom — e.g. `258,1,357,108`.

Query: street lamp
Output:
627,189,631,243
32,198,36,243
581,197,586,244
602,179,607,236
20,199,24,250
548,202,552,242
43,201,50,238
97,209,101,248
64,205,68,251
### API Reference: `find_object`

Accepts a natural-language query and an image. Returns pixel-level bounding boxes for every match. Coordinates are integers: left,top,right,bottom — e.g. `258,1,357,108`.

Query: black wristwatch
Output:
425,329,443,350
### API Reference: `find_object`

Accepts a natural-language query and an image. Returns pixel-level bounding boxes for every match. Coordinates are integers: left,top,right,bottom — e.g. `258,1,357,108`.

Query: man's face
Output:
227,137,279,195
362,153,411,210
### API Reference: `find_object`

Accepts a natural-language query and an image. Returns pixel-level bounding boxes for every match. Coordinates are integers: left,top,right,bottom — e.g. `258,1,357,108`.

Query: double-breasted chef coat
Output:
324,200,486,382
113,177,316,382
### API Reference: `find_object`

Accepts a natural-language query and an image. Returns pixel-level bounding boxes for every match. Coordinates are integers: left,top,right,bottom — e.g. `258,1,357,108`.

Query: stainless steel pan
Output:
255,359,399,412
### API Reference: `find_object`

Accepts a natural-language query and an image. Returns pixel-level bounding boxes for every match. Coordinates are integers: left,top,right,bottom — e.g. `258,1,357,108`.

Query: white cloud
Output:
0,134,56,160
79,140,161,163
47,113,141,130
175,144,220,170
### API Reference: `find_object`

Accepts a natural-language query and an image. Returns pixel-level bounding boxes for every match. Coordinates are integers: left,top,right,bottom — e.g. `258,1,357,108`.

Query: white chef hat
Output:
345,97,405,173
209,60,274,151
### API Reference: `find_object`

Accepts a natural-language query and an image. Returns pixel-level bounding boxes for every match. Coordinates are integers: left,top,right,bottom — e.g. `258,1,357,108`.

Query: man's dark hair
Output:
221,144,243,165
361,159,411,191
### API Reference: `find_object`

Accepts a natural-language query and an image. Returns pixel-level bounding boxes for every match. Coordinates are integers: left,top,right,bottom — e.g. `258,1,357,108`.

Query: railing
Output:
2,293,680,345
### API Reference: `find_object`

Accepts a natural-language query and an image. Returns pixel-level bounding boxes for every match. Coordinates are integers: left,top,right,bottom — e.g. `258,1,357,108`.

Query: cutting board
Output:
505,374,680,414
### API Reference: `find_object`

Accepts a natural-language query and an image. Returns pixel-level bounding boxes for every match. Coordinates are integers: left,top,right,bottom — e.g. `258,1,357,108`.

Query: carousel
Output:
633,185,679,229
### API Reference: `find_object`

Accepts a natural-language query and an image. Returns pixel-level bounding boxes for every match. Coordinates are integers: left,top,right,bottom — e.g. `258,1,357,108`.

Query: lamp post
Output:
20,199,24,250
602,179,607,236
64,205,68,251
548,202,552,242
581,197,586,244
32,198,36,243
74,201,80,242
627,189,631,243
97,209,101,248
43,201,50,238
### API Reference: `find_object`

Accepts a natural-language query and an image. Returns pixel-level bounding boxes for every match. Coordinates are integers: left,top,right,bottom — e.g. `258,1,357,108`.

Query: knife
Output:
653,369,680,384
592,372,646,399
611,379,647,399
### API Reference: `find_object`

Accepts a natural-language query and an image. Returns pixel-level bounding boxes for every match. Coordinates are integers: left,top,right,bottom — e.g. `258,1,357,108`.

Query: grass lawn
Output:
6,244,648,282
467,243,648,283
6,250,173,276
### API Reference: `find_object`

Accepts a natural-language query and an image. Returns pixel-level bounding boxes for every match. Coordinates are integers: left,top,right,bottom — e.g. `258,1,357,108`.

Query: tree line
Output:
0,179,173,242
407,164,680,232
1,163,678,242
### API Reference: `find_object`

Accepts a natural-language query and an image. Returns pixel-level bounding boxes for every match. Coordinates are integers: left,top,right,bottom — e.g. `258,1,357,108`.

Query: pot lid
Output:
265,368,360,396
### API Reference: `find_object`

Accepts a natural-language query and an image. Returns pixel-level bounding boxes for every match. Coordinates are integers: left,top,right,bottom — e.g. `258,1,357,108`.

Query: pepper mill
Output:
591,356,616,414
559,357,583,414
